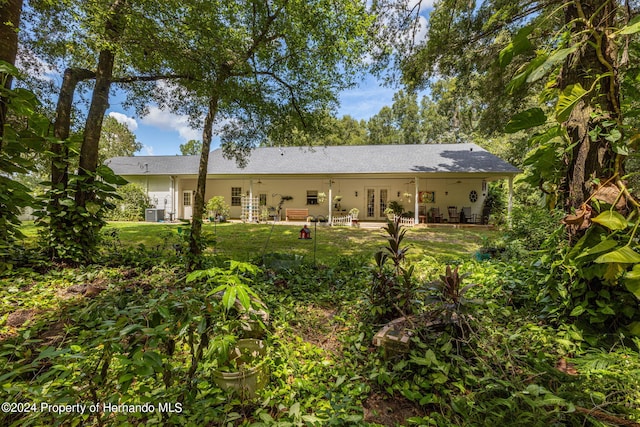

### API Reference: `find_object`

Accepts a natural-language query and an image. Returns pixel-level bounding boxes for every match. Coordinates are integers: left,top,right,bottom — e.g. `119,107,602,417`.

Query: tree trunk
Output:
52,68,95,190
77,51,114,171
76,0,127,207
0,0,23,146
560,0,620,211
188,92,221,268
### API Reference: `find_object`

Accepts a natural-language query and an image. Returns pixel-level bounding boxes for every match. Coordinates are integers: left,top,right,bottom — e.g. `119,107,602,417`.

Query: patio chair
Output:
461,207,471,224
430,207,443,223
448,206,460,223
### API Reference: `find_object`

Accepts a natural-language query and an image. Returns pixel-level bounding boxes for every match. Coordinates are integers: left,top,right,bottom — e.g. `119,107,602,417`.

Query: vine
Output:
501,3,640,333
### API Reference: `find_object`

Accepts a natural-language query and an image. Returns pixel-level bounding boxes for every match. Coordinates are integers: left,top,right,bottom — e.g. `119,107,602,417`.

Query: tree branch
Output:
253,69,306,127
111,74,197,84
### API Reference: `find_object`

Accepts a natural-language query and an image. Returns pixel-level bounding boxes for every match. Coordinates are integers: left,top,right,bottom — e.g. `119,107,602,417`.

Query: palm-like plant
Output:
369,217,416,321
429,265,479,324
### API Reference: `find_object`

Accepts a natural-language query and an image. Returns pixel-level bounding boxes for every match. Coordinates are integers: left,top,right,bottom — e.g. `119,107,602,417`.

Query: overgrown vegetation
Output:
1,222,638,426
105,183,152,222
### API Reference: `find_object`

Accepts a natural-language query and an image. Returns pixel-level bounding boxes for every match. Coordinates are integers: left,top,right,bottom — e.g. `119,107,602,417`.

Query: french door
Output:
366,188,388,219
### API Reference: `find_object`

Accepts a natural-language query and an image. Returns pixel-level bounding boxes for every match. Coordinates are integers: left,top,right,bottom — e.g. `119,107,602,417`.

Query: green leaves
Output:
595,246,640,264
625,265,640,299
587,211,640,264
555,84,588,122
189,261,261,312
591,211,628,230
618,15,640,35
499,26,534,68
526,47,576,84
505,108,547,133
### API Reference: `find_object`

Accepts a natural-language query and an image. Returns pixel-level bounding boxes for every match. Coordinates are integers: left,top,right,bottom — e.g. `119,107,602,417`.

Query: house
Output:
105,143,520,224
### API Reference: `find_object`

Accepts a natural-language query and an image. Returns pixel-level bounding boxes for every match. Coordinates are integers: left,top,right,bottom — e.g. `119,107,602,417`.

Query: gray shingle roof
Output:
106,143,520,176
105,155,200,175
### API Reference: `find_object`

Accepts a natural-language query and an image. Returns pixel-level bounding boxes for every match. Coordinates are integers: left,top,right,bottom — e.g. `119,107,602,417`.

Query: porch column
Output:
328,180,333,224
414,177,419,224
170,176,175,221
508,176,514,227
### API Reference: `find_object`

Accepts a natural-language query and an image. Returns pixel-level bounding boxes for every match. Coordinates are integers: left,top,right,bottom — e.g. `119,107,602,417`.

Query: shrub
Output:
367,218,418,321
106,183,152,221
205,196,230,221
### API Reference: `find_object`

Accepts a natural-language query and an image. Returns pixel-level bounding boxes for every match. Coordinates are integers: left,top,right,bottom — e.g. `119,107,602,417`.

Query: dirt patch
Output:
6,308,40,328
39,320,68,347
363,392,426,426
57,284,106,300
291,305,343,355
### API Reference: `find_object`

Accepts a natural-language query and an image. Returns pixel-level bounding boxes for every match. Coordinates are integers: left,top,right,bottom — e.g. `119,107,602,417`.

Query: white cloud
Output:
109,112,138,131
140,106,202,142
408,0,435,13
414,15,428,45
143,145,154,155
16,50,58,82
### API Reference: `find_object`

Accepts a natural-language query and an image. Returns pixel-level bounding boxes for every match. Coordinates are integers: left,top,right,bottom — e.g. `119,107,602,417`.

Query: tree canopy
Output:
179,139,202,156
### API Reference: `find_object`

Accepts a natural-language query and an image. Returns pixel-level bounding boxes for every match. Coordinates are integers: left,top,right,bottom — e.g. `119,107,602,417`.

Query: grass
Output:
99,221,498,264
19,220,496,264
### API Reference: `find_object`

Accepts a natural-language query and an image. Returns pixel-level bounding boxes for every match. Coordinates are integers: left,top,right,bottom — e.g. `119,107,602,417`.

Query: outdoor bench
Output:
285,208,309,221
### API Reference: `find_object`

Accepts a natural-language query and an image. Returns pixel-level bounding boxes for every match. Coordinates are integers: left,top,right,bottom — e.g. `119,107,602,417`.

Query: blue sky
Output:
106,74,404,156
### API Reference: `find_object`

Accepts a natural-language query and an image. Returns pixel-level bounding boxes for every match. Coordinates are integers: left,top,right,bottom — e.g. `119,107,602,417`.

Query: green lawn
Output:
97,221,498,264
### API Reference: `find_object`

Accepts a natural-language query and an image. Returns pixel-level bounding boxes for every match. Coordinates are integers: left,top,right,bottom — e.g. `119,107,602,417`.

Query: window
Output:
306,190,318,205
259,193,267,206
183,191,192,206
231,187,242,206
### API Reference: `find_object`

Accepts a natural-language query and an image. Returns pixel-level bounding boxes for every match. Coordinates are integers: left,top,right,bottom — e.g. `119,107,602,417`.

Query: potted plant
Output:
384,200,404,219
186,261,271,397
211,336,269,399
333,195,343,210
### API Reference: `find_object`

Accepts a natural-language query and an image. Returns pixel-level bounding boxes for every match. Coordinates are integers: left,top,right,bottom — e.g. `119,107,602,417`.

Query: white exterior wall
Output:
121,174,494,222
125,176,175,219
173,176,490,222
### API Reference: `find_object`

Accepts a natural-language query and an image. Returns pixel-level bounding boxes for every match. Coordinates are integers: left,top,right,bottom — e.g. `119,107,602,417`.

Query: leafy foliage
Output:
368,217,417,321
205,195,230,221
98,115,142,165
539,209,640,332
105,183,152,221
36,166,127,263
0,61,48,272
178,139,202,156
2,224,640,426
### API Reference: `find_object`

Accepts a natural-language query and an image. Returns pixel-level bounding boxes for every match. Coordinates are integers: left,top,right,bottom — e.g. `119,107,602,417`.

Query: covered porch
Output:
172,172,515,225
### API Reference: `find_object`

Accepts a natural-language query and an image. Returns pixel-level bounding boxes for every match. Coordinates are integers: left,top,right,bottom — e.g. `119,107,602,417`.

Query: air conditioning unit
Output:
145,208,165,222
